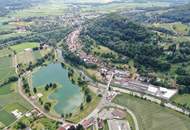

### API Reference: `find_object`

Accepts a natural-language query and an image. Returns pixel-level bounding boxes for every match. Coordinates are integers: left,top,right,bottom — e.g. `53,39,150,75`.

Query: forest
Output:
81,14,190,90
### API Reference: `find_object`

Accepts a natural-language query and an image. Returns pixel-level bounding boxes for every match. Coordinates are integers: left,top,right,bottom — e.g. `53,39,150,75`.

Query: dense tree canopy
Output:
81,14,169,72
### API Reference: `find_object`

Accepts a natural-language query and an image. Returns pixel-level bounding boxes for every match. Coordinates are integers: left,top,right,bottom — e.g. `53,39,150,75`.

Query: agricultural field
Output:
81,1,171,13
8,0,68,18
17,51,35,64
0,48,12,58
0,83,32,128
0,56,15,83
0,109,16,127
10,42,39,53
113,93,190,130
0,82,15,95
0,31,31,41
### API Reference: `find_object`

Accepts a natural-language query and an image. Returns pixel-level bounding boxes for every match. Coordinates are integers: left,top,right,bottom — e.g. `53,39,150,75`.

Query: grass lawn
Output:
92,45,117,55
0,82,15,95
10,42,39,53
35,86,58,115
113,93,190,130
0,110,16,126
171,94,190,108
68,92,101,123
33,50,42,60
0,56,15,83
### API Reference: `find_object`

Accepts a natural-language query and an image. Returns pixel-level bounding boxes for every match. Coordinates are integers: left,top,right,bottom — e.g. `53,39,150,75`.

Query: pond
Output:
32,63,84,114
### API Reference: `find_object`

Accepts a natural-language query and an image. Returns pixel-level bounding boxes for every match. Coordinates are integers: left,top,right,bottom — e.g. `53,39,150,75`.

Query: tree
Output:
69,113,72,117
52,83,57,89
15,122,27,129
33,87,37,94
86,94,92,103
61,113,64,118
80,103,84,111
44,102,51,111
76,124,84,130
45,84,49,91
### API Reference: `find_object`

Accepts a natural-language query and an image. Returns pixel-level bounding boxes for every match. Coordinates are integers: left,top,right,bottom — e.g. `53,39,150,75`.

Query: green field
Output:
0,83,15,95
10,42,39,53
0,110,16,126
0,56,15,83
172,94,190,108
113,93,190,130
33,50,42,60
0,48,12,58
0,82,32,128
4,103,28,113
8,0,68,18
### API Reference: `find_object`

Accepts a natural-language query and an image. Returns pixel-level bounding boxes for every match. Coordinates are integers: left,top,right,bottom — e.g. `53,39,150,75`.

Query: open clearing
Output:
113,93,190,130
10,42,39,53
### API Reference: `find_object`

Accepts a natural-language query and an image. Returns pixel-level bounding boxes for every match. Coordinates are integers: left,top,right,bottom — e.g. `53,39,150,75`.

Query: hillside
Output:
0,0,43,16
158,4,190,23
81,14,168,72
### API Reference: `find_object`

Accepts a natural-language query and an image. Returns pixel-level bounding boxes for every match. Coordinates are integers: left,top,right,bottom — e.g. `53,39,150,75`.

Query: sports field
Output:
10,42,39,53
113,93,190,130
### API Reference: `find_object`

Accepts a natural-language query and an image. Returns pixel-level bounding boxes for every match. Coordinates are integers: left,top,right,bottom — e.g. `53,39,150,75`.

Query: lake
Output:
32,63,84,114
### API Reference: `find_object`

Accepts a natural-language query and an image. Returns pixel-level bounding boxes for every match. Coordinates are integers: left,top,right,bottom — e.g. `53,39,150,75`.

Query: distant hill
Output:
0,0,43,16
158,4,190,23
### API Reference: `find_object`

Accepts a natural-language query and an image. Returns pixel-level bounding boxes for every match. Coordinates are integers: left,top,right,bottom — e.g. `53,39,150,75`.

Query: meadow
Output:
0,48,12,58
172,94,190,108
113,93,190,130
0,56,15,83
10,42,39,53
